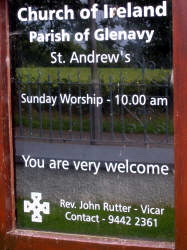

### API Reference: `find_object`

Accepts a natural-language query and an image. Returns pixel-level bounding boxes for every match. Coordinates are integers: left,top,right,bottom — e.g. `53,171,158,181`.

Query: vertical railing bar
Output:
17,73,23,136
141,58,148,145
68,75,73,140
37,72,43,137
109,76,114,140
78,72,83,140
99,75,103,141
57,71,63,138
27,74,32,137
48,74,53,139
120,73,125,142
165,78,170,143
89,76,93,143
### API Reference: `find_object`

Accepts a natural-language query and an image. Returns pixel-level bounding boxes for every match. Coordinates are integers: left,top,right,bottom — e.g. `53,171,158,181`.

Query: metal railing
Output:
14,71,173,146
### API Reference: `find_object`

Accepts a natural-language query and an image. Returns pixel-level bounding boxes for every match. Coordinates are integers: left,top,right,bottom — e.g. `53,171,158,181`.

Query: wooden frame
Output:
0,0,186,249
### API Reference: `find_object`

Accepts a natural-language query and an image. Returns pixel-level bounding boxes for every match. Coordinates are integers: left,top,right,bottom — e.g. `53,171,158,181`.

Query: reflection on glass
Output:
10,0,174,241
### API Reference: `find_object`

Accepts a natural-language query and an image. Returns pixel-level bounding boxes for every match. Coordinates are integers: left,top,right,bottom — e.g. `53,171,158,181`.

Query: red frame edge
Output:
0,0,15,245
0,0,186,249
174,0,187,249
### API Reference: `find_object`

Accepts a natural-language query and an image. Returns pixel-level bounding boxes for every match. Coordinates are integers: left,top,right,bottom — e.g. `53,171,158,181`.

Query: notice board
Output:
0,0,187,249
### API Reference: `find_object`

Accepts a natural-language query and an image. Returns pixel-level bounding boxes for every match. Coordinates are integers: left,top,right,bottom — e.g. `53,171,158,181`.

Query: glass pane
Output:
10,0,174,241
